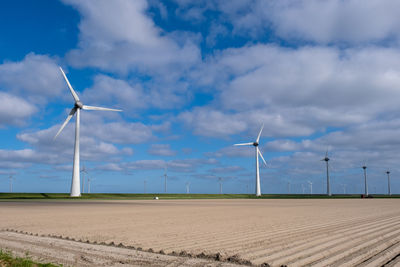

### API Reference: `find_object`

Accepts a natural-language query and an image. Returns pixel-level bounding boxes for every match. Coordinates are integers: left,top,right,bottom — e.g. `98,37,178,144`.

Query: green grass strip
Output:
0,249,60,267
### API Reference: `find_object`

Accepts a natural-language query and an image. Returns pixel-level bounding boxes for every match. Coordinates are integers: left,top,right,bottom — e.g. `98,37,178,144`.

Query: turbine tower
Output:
234,125,267,196
218,177,223,194
307,180,313,194
386,171,391,196
9,175,15,193
87,176,93,194
362,162,368,196
54,67,122,197
162,168,168,193
341,183,347,194
144,179,147,194
186,182,190,194
80,164,87,194
321,150,331,196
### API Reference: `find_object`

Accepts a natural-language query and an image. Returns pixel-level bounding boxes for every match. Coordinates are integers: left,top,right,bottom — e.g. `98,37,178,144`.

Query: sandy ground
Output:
0,199,399,266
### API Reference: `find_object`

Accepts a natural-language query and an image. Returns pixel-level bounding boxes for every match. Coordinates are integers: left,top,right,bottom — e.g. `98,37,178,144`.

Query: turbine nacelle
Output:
253,142,259,147
75,101,83,109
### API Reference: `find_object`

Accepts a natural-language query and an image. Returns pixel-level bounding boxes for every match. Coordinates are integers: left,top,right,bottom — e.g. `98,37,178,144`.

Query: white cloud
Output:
210,0,400,44
0,53,64,103
269,0,400,44
148,144,177,156
0,92,37,127
183,44,400,138
0,53,64,128
63,0,200,75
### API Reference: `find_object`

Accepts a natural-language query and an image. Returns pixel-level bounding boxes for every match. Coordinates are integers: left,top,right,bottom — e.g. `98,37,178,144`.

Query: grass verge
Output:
0,249,60,267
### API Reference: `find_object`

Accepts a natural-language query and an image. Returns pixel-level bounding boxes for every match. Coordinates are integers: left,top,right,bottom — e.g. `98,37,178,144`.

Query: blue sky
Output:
1,0,400,194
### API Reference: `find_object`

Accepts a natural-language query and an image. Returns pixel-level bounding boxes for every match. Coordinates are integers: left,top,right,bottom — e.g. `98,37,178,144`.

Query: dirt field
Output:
0,199,399,266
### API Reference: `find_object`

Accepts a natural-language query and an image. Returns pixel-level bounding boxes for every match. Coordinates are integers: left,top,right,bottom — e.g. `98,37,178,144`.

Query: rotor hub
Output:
324,157,329,161
75,101,83,109
253,142,259,147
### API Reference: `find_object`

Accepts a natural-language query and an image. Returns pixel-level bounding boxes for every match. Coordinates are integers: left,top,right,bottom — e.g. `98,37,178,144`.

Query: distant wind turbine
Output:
307,180,313,194
9,175,15,193
234,125,267,196
218,177,223,194
362,161,368,196
54,67,122,197
162,168,168,193
386,171,391,196
186,182,190,194
321,149,331,196
144,179,147,194
341,183,347,194
81,164,87,194
87,176,94,194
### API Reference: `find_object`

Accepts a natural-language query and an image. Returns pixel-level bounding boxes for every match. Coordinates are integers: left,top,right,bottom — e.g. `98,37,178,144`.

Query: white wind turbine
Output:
307,180,313,194
234,125,267,196
54,67,122,197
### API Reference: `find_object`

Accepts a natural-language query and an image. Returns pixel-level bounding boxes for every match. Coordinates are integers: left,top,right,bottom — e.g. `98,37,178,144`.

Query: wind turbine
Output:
162,168,168,193
186,182,190,194
307,180,313,194
9,175,15,193
144,179,147,194
54,67,122,197
362,161,368,196
301,184,305,194
386,171,391,196
87,176,94,194
234,125,267,196
341,183,347,194
321,149,331,196
81,164,87,194
218,177,223,194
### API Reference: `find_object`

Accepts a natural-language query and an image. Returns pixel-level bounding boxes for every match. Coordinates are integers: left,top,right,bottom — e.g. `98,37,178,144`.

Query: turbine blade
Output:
258,148,267,166
54,107,77,139
234,142,253,146
59,67,80,102
256,124,264,143
82,105,122,112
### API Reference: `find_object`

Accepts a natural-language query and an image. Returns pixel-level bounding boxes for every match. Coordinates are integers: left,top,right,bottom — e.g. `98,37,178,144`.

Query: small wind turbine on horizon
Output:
54,67,122,197
321,149,331,196
307,180,313,194
186,182,190,194
218,177,223,194
234,125,267,197
341,183,347,194
81,164,87,194
162,168,168,193
9,174,15,193
386,171,391,196
362,161,368,196
87,176,94,194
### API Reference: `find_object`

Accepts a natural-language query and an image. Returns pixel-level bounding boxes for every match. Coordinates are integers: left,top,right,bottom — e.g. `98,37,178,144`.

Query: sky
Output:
1,0,400,195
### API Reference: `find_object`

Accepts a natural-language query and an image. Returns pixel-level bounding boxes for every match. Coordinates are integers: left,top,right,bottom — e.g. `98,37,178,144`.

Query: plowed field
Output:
0,199,399,266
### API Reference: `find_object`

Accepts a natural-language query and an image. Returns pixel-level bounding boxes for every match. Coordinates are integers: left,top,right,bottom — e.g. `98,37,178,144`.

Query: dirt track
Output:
0,199,399,266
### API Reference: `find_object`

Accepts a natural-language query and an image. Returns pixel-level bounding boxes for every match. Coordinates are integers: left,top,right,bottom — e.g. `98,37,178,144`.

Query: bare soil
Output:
0,199,399,266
